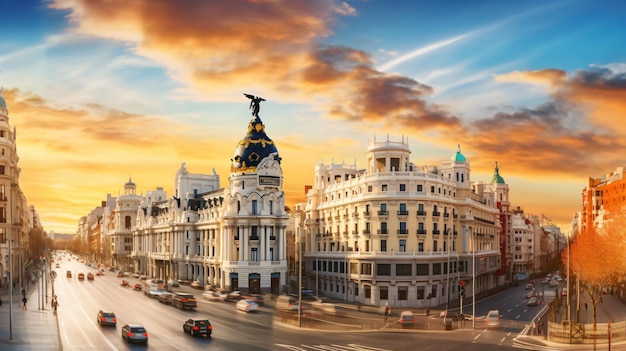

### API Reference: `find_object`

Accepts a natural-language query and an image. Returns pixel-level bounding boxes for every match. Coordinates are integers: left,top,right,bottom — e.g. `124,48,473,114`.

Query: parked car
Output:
87,273,95,281
527,297,540,306
66,271,72,278
158,292,174,304
121,324,148,344
183,319,212,337
97,310,117,327
173,293,197,310
168,279,180,287
399,311,416,324
236,299,259,313
485,309,501,328
78,273,85,280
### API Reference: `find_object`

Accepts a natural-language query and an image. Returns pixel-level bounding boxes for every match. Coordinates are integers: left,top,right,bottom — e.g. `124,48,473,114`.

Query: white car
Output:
236,299,259,313
203,290,228,302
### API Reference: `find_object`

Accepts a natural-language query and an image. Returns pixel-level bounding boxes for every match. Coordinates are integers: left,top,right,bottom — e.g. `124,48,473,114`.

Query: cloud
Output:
332,2,357,16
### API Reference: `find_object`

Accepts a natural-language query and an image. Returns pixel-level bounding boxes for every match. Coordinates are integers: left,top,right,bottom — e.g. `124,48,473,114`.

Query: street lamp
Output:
445,227,451,313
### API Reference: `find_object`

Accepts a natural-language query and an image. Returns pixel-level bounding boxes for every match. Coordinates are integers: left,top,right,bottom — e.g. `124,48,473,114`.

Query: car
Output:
168,279,180,287
55,263,60,268
97,310,117,327
139,275,149,280
117,271,124,278
276,295,299,311
132,273,140,278
121,323,148,344
236,299,259,312
526,290,536,298
562,288,568,296
120,279,130,287
525,284,533,290
242,294,265,307
226,290,242,302
78,273,85,280
66,271,72,278
158,292,174,304
191,280,202,289
527,297,540,306
149,279,165,288
108,267,116,272
96,271,104,276
87,273,95,281
183,319,212,337
486,309,501,328
173,293,197,309
144,287,164,298
133,283,142,291
399,311,416,324
314,303,347,316
203,290,229,302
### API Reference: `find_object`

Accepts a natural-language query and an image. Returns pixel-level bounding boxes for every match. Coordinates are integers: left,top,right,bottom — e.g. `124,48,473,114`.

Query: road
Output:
50,255,547,350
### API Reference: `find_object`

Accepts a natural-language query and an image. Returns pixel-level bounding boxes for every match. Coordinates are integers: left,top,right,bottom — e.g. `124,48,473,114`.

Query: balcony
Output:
443,213,450,217
377,229,388,235
397,211,409,216
363,211,371,217
249,236,259,241
417,229,427,235
269,236,276,240
397,229,409,235
378,211,389,216
432,212,441,217
417,211,427,216
432,230,440,234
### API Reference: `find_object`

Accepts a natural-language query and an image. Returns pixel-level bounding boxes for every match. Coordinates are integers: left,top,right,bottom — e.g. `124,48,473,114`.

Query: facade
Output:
81,97,289,294
295,138,502,308
0,88,45,288
581,167,626,231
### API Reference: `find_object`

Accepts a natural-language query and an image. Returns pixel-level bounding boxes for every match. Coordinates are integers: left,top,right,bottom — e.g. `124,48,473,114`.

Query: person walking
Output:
22,295,27,310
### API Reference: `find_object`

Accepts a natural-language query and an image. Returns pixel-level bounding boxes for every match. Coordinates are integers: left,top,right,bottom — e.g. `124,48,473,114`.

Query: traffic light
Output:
459,281,465,297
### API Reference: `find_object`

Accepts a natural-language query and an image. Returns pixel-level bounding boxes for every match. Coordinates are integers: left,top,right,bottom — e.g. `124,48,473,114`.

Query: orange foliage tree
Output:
564,218,626,327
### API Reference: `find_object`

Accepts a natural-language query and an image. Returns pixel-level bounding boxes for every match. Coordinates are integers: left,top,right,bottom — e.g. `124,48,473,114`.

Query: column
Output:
260,225,265,261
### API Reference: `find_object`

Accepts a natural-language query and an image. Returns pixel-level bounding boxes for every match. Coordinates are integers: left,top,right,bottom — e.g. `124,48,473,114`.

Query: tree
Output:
565,218,626,328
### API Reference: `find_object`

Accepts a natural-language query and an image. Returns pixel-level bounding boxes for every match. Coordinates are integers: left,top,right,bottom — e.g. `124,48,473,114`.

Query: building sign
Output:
259,176,280,186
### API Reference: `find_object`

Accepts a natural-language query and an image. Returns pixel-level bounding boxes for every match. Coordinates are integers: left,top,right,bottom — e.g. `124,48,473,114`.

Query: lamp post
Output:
471,227,475,330
445,228,451,313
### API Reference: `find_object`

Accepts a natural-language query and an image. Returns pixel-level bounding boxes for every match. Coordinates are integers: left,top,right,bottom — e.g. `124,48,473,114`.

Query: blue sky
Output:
1,0,625,234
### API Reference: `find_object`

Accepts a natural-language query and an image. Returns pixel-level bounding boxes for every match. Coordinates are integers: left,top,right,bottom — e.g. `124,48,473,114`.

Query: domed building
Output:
123,95,288,294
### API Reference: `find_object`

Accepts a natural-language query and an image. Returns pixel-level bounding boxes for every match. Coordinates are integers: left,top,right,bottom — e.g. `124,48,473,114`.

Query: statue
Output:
244,93,266,117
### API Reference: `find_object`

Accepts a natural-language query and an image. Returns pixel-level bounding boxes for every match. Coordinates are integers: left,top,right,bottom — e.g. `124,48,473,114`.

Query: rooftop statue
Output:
244,93,265,117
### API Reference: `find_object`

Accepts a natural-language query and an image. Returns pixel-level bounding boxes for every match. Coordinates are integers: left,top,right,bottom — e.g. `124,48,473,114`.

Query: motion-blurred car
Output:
133,283,142,291
117,271,124,278
526,290,536,298
173,293,197,309
158,292,174,304
525,284,534,290
399,311,415,324
96,271,104,276
97,310,117,327
191,280,202,289
527,297,540,306
183,319,212,337
561,288,568,296
227,291,242,302
78,273,85,280
242,294,265,307
144,287,165,298
167,279,180,287
121,324,148,344
236,299,259,313
485,309,501,328
120,280,130,287
203,290,229,302
87,273,95,281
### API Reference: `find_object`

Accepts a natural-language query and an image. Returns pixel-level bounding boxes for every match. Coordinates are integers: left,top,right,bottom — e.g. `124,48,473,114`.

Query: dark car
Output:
87,273,95,281
173,293,197,310
97,310,117,327
78,273,85,280
183,319,212,337
121,323,148,344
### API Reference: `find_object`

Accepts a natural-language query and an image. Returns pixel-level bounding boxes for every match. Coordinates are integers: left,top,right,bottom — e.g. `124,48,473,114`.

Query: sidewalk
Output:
0,283,61,351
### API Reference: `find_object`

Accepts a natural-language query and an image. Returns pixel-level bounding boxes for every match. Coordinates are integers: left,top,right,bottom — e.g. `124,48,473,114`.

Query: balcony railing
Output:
377,229,388,235
362,230,371,235
397,211,409,216
397,229,409,235
249,236,259,241
417,211,427,216
443,213,450,217
363,211,371,216
432,230,440,234
417,229,427,235
378,211,389,216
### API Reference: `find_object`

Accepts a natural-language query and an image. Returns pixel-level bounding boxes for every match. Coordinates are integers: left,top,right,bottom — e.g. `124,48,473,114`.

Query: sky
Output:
1,0,625,235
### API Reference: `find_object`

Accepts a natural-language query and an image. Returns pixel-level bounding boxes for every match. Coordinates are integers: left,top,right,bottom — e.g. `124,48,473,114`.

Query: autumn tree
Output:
565,217,626,328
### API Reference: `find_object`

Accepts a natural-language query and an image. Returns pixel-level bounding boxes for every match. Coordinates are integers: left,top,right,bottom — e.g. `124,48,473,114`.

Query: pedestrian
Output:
384,306,389,322
22,296,27,310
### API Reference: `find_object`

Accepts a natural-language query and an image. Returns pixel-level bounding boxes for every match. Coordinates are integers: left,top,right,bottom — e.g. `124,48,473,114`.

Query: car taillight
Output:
182,298,188,302
144,333,148,337
112,318,117,322
193,326,199,331
127,332,134,337
208,325,213,330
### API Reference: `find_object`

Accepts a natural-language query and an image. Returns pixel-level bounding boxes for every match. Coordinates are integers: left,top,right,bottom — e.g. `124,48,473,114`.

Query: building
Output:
84,96,289,294
581,167,626,231
0,88,46,288
295,138,502,308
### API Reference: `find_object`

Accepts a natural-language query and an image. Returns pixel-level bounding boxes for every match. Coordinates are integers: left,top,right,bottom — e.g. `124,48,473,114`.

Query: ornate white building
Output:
295,137,502,308
97,97,291,294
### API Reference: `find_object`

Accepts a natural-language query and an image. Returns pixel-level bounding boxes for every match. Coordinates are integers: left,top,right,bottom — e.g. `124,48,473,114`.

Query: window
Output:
399,184,406,191
417,286,425,299
398,286,408,301
418,242,424,252
417,264,429,276
269,200,273,215
417,204,426,215
398,203,408,215
396,263,411,276
381,184,388,191
368,185,373,192
433,263,442,275
251,248,259,261
430,186,435,193
380,222,388,234
433,240,438,251
399,239,406,252
365,285,372,298
417,184,423,192
380,286,388,300
431,285,437,298
361,263,372,275
379,203,388,215
377,264,391,275
399,222,407,235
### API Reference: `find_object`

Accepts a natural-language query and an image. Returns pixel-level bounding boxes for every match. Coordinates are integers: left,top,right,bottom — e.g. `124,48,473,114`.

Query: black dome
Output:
231,115,280,173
